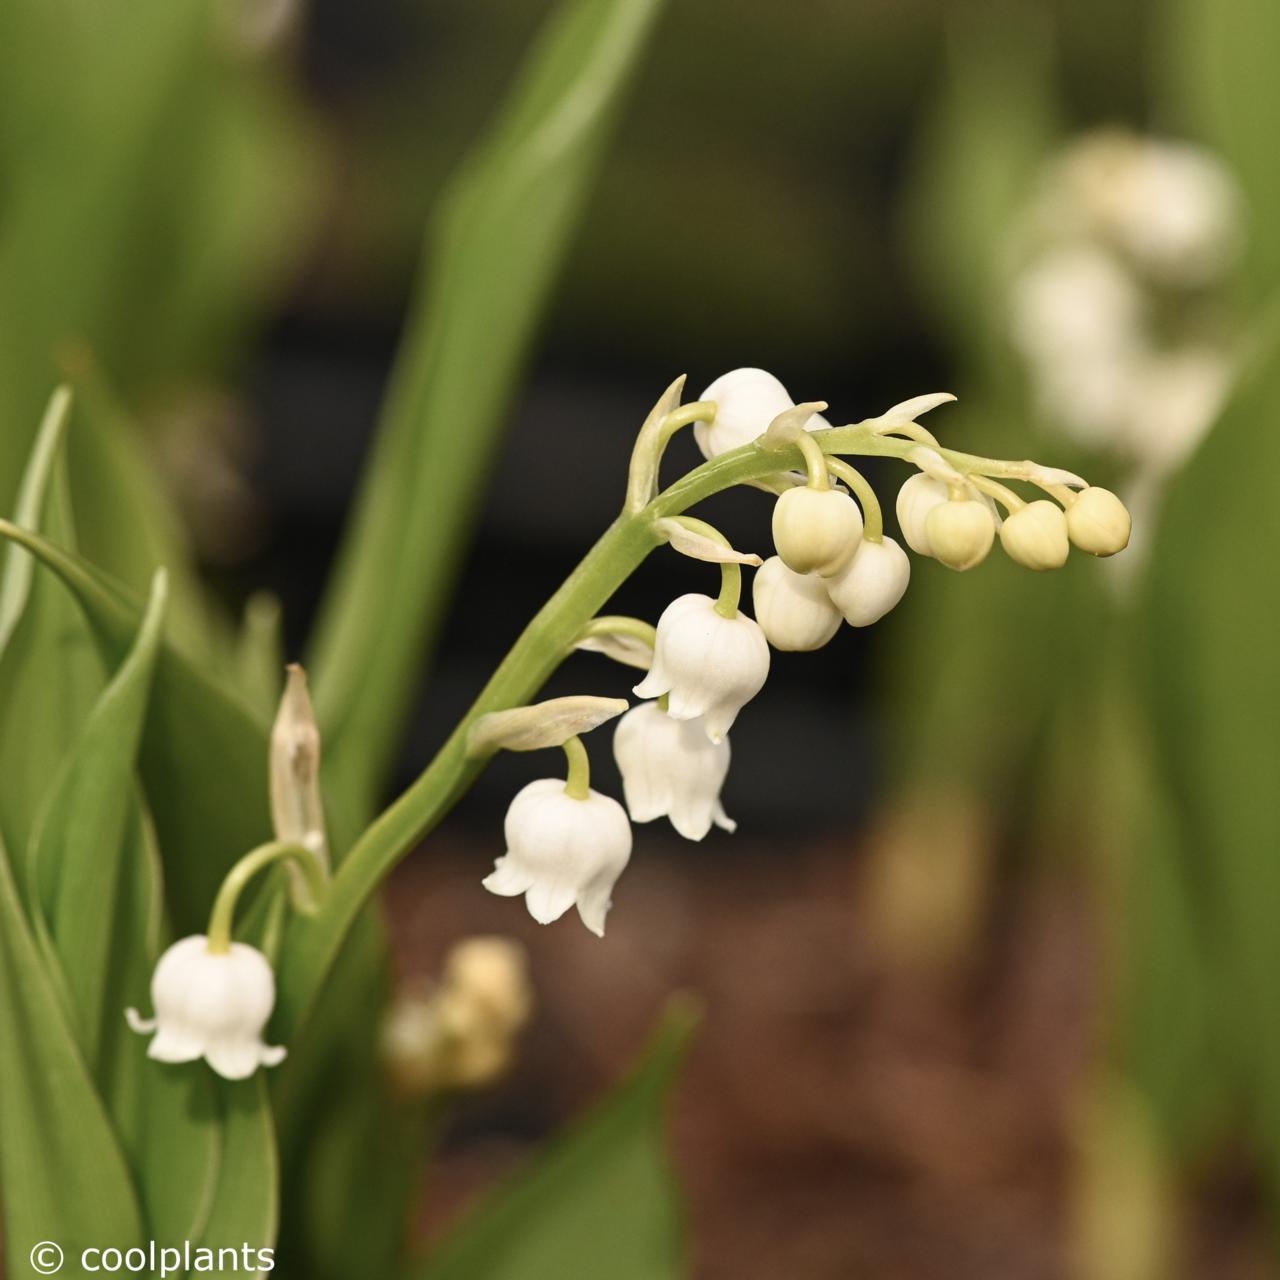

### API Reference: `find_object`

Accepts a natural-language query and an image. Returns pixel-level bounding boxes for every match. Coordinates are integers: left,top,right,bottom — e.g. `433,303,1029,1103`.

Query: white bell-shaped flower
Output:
895,473,950,556
825,536,911,626
695,368,830,459
483,779,632,936
752,556,841,651
613,702,735,841
126,935,286,1080
633,593,770,741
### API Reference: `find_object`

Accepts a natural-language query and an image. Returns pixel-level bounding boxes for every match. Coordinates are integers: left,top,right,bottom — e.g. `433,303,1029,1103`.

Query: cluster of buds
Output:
381,937,533,1094
477,368,1130,938
1008,130,1241,487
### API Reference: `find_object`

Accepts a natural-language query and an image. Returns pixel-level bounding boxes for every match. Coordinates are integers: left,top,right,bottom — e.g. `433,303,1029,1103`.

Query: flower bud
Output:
825,537,911,627
1066,487,1131,556
694,368,830,459
895,473,949,556
771,486,862,576
925,499,995,571
751,556,841,651
998,500,1070,570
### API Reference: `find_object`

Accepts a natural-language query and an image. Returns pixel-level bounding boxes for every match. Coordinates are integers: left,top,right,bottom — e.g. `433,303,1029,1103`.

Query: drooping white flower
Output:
751,556,841,651
483,779,631,936
633,594,770,741
126,935,286,1080
825,536,911,627
613,702,735,840
771,485,862,576
695,368,830,459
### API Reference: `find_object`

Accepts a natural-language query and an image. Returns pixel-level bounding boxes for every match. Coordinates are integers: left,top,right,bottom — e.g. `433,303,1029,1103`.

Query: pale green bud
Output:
998,500,1070,570
1067,487,1131,556
924,499,995,571
771,486,862,576
751,556,841,651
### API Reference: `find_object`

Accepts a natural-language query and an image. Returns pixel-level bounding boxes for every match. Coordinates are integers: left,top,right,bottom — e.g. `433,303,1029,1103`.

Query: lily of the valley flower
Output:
752,556,841,651
613,701,736,840
633,593,770,741
825,536,911,626
771,484,863,576
1066,486,1132,556
483,779,632,936
895,473,950,556
925,498,996,571
998,500,1070,570
126,935,285,1080
695,368,831,459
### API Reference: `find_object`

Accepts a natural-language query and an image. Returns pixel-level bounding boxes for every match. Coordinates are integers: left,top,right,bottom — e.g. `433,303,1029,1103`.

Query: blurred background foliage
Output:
2,0,1278,1274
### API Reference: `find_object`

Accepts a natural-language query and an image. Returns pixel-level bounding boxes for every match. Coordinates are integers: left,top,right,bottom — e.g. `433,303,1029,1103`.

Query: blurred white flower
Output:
613,702,735,840
752,556,842,651
825,536,911,626
126,936,285,1080
483,780,631,936
633,593,770,741
695,368,831,458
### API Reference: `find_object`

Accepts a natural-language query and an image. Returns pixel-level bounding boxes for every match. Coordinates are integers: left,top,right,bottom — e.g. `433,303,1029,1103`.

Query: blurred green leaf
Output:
0,839,146,1269
308,0,668,827
0,518,271,932
412,999,696,1280
1140,334,1280,1213
0,390,104,866
31,570,167,1065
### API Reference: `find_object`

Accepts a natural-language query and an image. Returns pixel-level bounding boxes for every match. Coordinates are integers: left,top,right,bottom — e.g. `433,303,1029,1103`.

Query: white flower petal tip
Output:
632,594,769,741
614,703,735,842
879,392,957,427
826,537,911,627
127,935,286,1080
694,369,831,459
487,779,632,936
752,557,841,651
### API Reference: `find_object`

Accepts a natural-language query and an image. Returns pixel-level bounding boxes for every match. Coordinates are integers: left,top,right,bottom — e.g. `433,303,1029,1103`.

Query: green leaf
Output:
31,569,168,1064
197,1078,279,1266
0,837,145,1268
0,518,273,933
0,388,104,866
412,1000,696,1280
1139,338,1280,1212
308,0,668,826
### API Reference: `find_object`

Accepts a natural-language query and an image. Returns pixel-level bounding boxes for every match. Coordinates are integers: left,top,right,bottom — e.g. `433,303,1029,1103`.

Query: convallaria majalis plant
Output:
10,366,1130,1085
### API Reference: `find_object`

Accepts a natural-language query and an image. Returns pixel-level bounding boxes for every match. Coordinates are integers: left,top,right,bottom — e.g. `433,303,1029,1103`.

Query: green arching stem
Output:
658,400,717,448
666,514,743,617
825,457,884,542
271,416,1081,1036
207,841,328,955
794,431,830,489
562,736,591,800
1042,481,1079,507
968,474,1026,513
